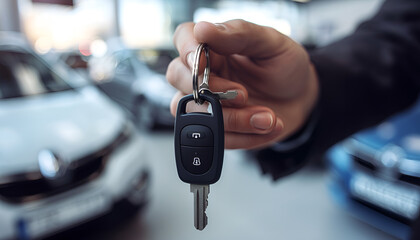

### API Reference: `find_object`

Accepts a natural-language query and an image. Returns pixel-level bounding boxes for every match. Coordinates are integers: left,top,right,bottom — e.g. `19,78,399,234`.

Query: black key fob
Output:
174,92,224,185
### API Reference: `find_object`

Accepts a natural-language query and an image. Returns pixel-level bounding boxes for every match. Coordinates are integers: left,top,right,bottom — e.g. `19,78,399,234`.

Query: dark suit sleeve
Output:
255,0,420,180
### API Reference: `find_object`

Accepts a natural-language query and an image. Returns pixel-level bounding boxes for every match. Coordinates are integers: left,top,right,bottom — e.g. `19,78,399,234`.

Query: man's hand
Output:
166,20,319,149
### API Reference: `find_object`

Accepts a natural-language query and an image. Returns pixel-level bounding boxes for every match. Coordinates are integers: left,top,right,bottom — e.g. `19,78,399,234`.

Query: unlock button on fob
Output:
181,125,213,147
180,146,213,175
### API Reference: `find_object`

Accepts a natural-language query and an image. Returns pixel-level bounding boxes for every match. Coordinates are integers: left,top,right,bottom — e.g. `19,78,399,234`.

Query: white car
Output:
0,33,150,239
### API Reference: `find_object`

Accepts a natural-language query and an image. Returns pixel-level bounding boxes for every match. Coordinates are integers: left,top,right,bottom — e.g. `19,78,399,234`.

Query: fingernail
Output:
187,52,194,69
236,90,246,104
214,23,227,31
275,117,284,130
250,112,273,130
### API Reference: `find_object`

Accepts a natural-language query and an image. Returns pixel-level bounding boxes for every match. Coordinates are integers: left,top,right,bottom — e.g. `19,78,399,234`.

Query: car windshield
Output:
0,50,72,99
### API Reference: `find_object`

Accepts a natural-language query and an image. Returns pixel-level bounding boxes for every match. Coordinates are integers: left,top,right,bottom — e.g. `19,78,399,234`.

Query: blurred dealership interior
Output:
1,0,383,52
3,0,419,240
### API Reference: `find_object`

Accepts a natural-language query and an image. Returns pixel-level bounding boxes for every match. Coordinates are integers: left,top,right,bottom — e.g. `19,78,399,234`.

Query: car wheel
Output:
135,96,156,130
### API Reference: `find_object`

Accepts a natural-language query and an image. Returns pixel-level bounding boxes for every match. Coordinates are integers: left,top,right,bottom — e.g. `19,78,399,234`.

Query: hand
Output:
166,20,319,149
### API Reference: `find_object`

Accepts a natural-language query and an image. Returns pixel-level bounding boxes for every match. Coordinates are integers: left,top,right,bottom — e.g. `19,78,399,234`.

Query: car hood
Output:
354,101,420,159
0,87,126,176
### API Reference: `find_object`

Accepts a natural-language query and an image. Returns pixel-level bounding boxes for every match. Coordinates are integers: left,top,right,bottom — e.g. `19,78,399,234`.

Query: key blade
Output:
190,184,210,230
215,90,238,100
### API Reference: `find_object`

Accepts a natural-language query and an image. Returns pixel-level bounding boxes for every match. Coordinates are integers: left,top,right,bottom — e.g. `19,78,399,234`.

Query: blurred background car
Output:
55,50,90,74
42,49,91,83
0,32,150,240
88,38,176,130
326,99,420,240
137,47,178,75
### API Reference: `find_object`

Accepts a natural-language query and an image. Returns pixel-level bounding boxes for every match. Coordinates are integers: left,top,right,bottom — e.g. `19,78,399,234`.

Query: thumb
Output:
194,20,293,59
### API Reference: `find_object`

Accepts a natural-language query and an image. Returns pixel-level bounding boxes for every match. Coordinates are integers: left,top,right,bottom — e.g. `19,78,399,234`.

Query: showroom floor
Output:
66,130,398,240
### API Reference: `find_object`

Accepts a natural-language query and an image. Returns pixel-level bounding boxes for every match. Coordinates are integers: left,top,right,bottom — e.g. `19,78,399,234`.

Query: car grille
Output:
0,125,130,204
353,196,412,224
353,154,420,186
353,155,376,171
351,153,420,223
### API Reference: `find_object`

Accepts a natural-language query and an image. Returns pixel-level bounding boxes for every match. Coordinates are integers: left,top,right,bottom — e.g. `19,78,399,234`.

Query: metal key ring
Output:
192,43,210,104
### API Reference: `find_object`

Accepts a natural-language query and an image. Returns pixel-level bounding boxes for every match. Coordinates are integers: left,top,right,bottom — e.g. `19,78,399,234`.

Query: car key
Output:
174,43,237,231
174,91,224,230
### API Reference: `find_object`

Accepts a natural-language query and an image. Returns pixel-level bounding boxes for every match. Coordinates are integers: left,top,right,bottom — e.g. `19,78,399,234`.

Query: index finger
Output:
173,22,225,72
173,22,197,68
194,20,294,59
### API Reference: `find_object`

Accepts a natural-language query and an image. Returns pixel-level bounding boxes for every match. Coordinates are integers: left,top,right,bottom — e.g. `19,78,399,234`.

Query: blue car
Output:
327,99,420,240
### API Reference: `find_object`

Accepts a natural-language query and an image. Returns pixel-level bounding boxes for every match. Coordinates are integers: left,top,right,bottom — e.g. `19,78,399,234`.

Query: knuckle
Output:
180,42,191,64
230,19,251,33
165,60,176,85
226,110,239,131
173,22,195,52
170,100,177,117
174,22,191,36
165,58,181,87
173,24,187,45
235,19,249,28
170,92,182,116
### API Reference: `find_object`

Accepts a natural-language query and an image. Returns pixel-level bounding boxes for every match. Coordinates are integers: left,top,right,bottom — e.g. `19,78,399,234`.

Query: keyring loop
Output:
192,43,210,104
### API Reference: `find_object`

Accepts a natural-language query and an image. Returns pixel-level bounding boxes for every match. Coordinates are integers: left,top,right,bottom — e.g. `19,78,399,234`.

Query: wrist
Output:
272,101,319,151
276,62,319,150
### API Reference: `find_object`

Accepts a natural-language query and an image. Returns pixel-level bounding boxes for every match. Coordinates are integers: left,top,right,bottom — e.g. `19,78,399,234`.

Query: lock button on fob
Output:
180,146,213,174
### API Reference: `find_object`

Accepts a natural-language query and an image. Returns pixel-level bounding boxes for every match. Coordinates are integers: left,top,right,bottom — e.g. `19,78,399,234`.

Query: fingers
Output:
170,91,284,149
193,20,293,59
171,91,281,133
173,22,225,72
173,22,197,68
225,123,283,149
167,59,248,105
166,57,193,93
170,91,184,116
222,106,282,134
173,20,294,78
